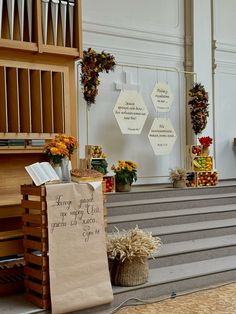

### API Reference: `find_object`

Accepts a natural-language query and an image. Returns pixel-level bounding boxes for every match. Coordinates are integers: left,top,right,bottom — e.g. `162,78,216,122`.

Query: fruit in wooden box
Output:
103,176,115,193
191,145,202,156
193,156,213,171
197,171,218,186
186,172,196,188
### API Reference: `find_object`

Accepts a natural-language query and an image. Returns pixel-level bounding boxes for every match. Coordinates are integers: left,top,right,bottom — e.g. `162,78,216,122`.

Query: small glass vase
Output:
53,163,62,181
202,146,209,156
61,158,71,182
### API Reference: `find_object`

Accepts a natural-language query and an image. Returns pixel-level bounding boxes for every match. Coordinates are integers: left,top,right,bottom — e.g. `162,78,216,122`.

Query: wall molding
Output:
83,20,184,47
83,42,184,69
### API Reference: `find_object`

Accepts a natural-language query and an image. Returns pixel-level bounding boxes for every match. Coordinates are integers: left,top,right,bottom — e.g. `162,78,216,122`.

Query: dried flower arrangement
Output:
80,48,116,106
188,83,209,134
169,168,187,183
107,226,161,262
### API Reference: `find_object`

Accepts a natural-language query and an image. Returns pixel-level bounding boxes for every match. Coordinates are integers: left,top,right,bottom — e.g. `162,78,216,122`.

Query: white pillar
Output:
193,0,214,142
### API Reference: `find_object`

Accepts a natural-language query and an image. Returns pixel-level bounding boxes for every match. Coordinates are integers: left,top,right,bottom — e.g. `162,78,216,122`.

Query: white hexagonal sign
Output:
151,81,173,112
113,90,148,134
148,118,177,155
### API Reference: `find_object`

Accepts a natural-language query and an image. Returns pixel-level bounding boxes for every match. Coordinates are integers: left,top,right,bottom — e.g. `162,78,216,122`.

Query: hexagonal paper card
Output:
151,81,173,112
148,118,177,155
113,90,148,134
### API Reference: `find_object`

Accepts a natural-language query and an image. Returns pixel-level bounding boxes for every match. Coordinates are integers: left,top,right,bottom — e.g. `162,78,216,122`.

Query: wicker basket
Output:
110,257,149,287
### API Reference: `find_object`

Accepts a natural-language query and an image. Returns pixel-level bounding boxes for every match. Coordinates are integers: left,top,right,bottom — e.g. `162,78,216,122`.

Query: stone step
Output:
106,183,236,203
107,193,236,216
108,204,236,231
143,218,236,243
150,234,236,267
80,255,236,314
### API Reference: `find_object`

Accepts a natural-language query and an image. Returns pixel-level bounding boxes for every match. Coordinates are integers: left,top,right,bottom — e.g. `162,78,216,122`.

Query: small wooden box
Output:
197,171,218,187
85,145,103,158
186,172,197,188
103,176,115,193
192,156,213,172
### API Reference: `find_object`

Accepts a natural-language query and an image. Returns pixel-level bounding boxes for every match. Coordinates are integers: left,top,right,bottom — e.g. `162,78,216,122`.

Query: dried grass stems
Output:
107,226,162,262
169,168,187,183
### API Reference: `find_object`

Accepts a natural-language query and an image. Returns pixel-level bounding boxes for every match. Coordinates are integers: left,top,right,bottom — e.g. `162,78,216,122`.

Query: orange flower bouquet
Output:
44,135,78,165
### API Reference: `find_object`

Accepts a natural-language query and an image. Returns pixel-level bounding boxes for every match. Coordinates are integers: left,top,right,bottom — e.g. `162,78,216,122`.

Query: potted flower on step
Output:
111,160,137,192
107,226,162,287
169,168,187,188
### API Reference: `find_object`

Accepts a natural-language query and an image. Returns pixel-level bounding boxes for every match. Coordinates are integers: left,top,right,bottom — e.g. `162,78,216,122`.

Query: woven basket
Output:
110,257,149,287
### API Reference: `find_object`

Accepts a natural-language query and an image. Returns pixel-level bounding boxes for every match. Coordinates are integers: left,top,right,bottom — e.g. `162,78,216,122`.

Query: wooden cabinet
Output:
0,0,82,249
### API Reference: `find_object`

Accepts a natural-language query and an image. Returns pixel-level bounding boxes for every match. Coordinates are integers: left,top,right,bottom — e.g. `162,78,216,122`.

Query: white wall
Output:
79,0,186,184
214,0,236,179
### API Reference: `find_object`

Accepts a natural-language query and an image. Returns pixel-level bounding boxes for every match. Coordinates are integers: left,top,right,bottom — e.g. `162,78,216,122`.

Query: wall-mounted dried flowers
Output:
80,48,116,106
188,83,209,134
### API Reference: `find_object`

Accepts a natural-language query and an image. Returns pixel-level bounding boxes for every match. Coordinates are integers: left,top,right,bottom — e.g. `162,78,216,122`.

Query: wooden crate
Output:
21,184,50,310
21,182,107,309
0,204,25,296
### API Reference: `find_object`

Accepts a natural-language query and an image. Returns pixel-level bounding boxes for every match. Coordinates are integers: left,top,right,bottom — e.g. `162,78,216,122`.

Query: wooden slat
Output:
21,200,45,211
41,71,53,132
24,279,49,295
24,253,48,267
21,185,45,197
30,69,42,132
0,206,24,219
52,72,64,133
26,293,50,309
6,67,19,132
23,226,47,238
23,239,47,252
0,229,23,241
0,66,7,132
0,239,23,257
22,213,47,225
24,266,48,281
75,0,83,57
18,68,31,132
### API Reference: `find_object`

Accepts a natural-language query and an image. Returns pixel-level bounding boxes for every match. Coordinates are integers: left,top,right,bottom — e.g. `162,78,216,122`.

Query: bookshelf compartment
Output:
41,71,53,133
6,67,19,133
18,68,31,133
52,71,64,133
0,66,7,132
30,70,43,133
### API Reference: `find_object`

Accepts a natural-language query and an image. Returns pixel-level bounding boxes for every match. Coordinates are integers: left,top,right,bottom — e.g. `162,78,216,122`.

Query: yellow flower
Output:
127,165,133,172
111,164,115,170
50,147,59,155
116,167,121,172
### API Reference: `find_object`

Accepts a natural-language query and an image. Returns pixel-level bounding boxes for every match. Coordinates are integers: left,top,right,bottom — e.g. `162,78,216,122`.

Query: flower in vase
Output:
198,136,213,148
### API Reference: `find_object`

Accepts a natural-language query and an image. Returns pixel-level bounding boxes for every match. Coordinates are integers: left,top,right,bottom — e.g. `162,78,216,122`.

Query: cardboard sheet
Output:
46,182,113,314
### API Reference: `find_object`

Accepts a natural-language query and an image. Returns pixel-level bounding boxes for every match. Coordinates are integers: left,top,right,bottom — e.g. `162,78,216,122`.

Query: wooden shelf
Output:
40,45,80,59
0,194,22,207
0,147,43,154
0,39,38,52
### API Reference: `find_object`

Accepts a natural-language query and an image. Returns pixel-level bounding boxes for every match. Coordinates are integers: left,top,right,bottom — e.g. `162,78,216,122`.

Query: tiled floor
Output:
117,282,236,314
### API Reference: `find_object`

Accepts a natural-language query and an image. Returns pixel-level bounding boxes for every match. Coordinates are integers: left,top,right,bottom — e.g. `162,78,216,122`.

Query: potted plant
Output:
111,160,137,192
198,136,213,156
107,226,161,287
169,168,187,188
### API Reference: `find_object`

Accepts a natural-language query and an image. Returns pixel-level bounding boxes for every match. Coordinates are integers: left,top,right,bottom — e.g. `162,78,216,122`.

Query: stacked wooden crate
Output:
0,203,25,296
21,184,50,310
